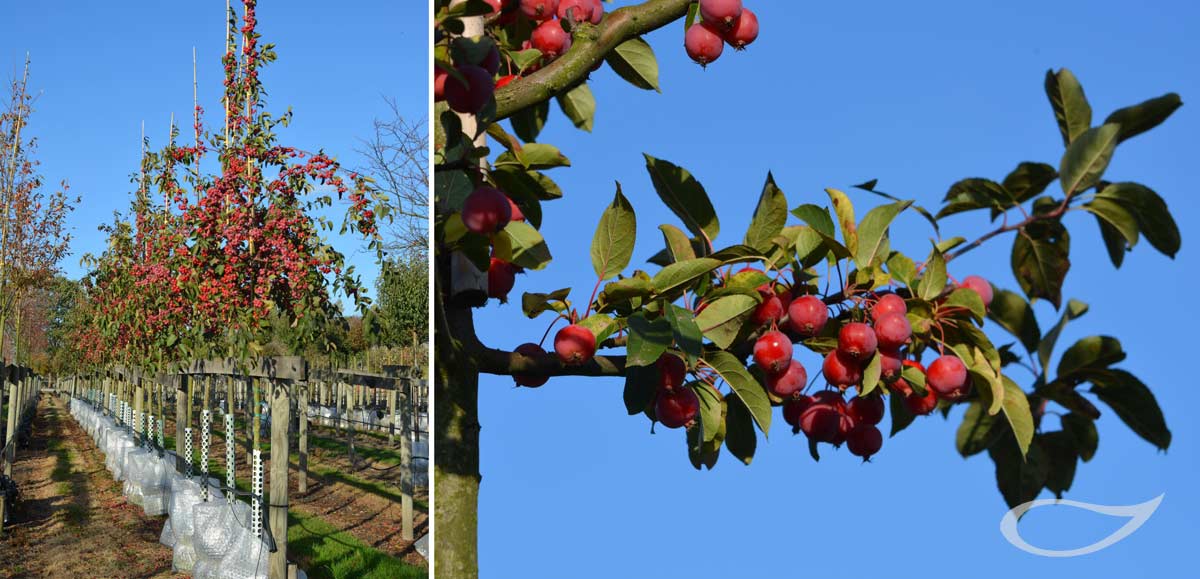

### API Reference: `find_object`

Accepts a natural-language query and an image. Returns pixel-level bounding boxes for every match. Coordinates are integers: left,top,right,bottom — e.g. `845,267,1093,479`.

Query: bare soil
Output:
0,395,183,579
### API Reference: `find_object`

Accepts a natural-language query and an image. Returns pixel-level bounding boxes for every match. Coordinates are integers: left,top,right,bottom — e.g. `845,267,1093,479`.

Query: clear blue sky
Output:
3,0,427,302
474,1,1200,577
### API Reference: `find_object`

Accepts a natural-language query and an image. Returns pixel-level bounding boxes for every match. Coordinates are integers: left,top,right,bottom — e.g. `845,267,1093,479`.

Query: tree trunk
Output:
434,297,481,579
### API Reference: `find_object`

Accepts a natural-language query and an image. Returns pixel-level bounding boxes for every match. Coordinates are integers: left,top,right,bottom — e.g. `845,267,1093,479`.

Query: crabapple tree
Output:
433,1,1182,577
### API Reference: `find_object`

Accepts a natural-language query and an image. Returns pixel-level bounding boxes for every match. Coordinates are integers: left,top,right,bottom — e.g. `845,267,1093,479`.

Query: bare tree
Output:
358,97,428,258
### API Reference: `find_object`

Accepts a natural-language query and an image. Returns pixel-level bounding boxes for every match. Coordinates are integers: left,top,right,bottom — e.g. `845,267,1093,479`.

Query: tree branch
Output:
493,0,693,120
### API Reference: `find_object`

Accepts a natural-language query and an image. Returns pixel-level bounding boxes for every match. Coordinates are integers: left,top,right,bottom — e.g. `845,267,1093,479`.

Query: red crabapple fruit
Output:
722,7,758,49
838,322,878,360
766,359,808,399
444,64,495,114
787,295,828,336
657,353,687,392
685,22,725,66
699,0,742,28
927,355,970,401
513,343,549,387
847,424,883,460
462,186,512,235
847,394,885,426
554,324,596,365
753,330,793,375
873,312,912,352
822,351,863,390
959,275,994,308
656,386,700,428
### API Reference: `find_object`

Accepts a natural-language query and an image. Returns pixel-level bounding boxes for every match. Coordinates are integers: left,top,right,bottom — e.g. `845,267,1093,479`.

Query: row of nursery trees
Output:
34,0,420,374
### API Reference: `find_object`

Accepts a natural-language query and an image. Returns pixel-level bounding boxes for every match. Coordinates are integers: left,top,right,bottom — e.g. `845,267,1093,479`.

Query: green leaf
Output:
694,295,757,350
691,383,723,443
659,224,696,264
1087,369,1171,450
1096,216,1130,268
509,100,550,143
494,221,553,270
889,391,917,437
495,143,571,170
623,364,657,415
491,167,562,201
1002,162,1059,205
988,289,1041,355
1011,220,1070,308
957,401,1002,457
625,312,673,367
1103,92,1183,144
790,204,836,238
1057,336,1125,378
886,252,917,288
651,258,722,296
1059,123,1120,195
590,185,637,281
1061,413,1099,462
1045,68,1093,145
521,288,571,318
1000,375,1035,458
860,353,883,397
596,274,653,310
990,435,1048,509
1096,182,1180,258
943,288,986,324
900,363,928,396
606,37,660,92
644,154,720,242
937,178,1013,219
855,200,912,268
935,236,967,254
507,48,544,73
744,172,789,252
1039,431,1079,499
577,313,619,344
650,250,762,297
556,82,596,132
1083,197,1140,263
917,245,947,301
435,169,474,210
852,179,940,234
705,351,771,436
1038,298,1089,370
686,422,719,470
665,304,703,366
826,188,858,256
724,393,756,464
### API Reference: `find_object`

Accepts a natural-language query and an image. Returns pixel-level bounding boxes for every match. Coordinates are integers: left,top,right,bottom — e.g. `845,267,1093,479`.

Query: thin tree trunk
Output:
434,292,481,579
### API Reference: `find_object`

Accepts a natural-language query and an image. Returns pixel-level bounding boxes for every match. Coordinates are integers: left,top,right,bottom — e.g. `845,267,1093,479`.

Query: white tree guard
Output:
251,449,263,538
200,409,212,500
226,412,236,503
184,427,194,476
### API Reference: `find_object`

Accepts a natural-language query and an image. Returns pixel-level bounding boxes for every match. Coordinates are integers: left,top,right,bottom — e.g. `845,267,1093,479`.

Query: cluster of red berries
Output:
684,0,759,66
746,271,994,460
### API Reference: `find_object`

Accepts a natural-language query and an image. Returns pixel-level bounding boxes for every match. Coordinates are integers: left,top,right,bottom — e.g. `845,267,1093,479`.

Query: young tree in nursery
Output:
434,1,1181,577
71,0,392,372
0,57,77,366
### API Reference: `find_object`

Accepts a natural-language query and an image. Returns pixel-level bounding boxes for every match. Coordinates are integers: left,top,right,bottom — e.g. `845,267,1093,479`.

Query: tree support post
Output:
297,383,308,494
268,379,290,579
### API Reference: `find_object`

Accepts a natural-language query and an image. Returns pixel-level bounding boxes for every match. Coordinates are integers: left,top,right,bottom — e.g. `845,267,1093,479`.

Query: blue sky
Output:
473,1,1200,577
3,0,427,303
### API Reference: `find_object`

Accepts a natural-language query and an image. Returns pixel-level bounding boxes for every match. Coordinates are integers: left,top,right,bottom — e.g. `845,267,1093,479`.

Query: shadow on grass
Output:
287,510,425,579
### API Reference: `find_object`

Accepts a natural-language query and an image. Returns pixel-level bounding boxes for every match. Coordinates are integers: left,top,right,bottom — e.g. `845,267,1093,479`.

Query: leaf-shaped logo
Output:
999,494,1164,557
